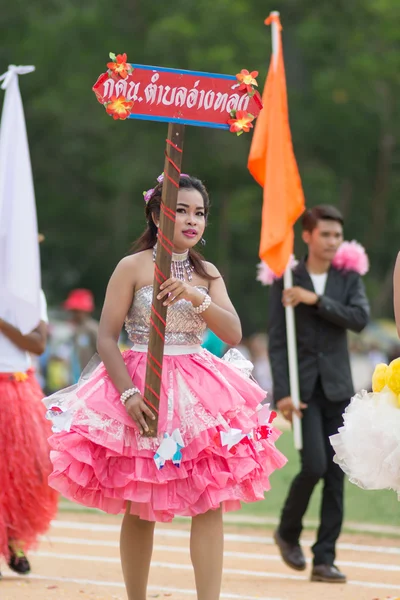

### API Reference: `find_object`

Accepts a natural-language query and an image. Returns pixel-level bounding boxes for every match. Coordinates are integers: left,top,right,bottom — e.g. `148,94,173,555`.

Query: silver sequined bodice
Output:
125,285,208,346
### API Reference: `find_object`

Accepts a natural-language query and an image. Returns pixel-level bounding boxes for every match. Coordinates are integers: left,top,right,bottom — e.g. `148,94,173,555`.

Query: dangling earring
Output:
200,237,206,246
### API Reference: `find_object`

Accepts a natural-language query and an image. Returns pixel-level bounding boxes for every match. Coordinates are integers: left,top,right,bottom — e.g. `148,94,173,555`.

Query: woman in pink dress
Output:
45,174,287,600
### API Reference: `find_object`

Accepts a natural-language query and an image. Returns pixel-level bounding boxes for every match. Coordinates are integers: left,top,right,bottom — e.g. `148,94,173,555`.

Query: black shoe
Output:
8,548,31,575
311,564,346,583
273,530,306,571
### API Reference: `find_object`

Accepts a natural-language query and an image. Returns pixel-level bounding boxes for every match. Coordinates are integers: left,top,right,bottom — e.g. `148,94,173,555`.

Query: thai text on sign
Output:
93,64,262,129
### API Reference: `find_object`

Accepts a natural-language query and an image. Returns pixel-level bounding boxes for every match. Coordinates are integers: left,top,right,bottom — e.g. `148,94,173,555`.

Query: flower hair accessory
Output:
143,172,190,204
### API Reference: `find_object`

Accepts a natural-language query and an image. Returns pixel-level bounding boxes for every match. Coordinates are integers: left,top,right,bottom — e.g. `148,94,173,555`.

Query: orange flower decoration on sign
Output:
106,53,133,80
106,95,134,120
236,69,259,95
228,111,255,136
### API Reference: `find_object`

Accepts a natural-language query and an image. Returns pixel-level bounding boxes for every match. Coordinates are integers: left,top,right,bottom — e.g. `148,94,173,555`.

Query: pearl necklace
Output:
152,245,194,282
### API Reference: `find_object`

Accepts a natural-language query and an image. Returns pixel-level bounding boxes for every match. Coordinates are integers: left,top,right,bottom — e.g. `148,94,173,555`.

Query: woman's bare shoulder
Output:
203,261,221,278
117,250,152,268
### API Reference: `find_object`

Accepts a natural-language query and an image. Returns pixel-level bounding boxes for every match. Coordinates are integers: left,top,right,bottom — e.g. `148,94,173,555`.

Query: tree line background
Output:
1,0,400,335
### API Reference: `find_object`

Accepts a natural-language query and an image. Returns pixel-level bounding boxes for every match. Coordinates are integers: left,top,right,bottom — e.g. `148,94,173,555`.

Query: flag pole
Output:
270,12,303,450
283,266,302,450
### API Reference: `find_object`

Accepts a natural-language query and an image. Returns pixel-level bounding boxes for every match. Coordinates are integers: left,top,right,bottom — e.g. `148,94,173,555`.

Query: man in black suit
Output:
269,205,370,583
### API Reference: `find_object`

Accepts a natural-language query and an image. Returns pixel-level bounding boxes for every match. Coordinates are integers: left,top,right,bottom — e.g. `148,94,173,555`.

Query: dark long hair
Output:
131,175,217,281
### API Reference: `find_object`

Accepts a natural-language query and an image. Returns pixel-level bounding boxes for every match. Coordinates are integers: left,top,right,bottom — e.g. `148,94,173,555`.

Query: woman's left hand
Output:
157,278,204,307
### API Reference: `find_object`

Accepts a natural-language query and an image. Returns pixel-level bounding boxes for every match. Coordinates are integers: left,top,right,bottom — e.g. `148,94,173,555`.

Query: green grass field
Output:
239,431,400,526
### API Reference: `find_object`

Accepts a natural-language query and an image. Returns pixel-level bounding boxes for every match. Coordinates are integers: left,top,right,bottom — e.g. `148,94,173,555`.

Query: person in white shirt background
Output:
0,235,58,578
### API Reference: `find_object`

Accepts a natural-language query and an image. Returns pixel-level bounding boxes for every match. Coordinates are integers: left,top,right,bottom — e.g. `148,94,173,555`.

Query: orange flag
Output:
248,13,305,277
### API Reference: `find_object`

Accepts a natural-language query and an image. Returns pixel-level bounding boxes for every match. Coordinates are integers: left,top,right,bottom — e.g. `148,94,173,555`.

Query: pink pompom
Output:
332,241,369,275
256,261,276,285
256,256,298,286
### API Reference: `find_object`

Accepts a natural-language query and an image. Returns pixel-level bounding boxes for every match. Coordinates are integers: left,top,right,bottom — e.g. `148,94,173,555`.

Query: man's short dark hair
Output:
302,205,344,233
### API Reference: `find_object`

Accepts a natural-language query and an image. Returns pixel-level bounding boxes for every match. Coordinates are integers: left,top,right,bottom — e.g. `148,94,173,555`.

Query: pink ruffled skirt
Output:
45,347,287,522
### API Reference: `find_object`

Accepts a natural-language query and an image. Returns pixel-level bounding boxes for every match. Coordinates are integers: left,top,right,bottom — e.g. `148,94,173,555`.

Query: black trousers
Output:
278,379,349,565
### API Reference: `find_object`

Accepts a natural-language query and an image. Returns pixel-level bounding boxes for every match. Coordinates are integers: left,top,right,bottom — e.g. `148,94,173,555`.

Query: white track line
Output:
40,535,119,548
50,520,400,556
10,573,286,600
36,539,400,572
29,551,400,592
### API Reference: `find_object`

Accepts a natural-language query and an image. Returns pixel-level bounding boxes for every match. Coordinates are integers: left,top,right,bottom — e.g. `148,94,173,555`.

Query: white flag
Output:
0,65,41,334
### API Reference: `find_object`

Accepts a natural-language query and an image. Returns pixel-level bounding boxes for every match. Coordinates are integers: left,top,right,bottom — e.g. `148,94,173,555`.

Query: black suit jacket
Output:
268,259,370,403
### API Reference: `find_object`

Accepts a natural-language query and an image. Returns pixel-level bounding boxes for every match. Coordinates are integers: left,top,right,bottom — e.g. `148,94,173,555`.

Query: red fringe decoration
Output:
0,371,58,559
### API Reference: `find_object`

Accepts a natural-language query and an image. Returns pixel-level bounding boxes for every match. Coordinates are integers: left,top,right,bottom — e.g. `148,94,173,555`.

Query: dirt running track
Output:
1,512,399,600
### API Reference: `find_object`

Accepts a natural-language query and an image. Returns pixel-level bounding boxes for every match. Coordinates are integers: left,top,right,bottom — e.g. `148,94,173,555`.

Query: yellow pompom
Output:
386,358,400,395
372,363,388,393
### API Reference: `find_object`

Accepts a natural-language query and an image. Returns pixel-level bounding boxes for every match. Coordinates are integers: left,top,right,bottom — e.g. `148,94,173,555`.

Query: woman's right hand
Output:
125,393,156,434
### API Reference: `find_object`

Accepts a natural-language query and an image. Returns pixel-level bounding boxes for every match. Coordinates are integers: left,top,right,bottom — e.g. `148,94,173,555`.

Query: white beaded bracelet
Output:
120,387,141,406
193,294,211,315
